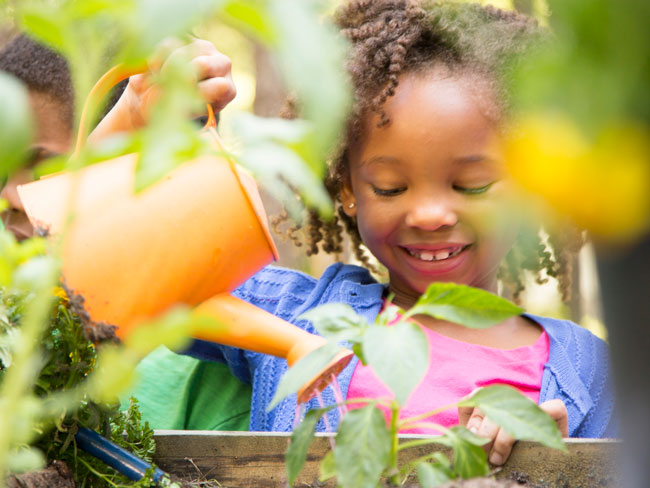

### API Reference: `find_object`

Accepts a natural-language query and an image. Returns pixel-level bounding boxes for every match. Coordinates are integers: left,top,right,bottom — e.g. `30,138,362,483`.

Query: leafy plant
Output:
0,271,179,486
275,283,567,488
0,0,352,485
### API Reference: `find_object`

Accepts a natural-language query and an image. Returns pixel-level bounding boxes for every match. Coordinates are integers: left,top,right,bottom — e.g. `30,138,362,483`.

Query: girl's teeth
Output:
408,247,463,261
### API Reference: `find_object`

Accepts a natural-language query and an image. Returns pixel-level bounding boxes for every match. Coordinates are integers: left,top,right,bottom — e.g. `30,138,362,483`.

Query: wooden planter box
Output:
152,431,620,487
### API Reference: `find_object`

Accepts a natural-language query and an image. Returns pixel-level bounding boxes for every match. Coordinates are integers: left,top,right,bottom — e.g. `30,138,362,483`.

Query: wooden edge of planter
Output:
152,431,621,487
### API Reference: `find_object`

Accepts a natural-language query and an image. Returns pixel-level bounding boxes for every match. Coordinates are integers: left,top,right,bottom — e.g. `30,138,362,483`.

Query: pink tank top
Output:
346,311,550,434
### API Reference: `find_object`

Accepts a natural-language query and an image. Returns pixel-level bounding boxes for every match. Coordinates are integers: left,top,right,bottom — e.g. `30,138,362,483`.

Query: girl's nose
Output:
404,196,458,231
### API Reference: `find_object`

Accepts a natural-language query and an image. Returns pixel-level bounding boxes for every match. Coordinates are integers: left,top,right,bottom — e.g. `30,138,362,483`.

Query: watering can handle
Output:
73,64,221,159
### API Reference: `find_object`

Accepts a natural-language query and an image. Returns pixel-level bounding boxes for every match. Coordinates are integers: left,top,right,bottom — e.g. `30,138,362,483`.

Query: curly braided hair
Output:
277,0,583,302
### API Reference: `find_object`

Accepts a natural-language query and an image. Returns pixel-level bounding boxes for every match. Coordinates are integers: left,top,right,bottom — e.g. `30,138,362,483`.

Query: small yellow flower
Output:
52,286,69,301
505,114,650,243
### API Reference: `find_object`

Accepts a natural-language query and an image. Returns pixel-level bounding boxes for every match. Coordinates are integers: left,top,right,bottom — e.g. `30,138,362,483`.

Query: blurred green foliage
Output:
0,0,352,484
507,0,650,244
0,72,33,181
1,287,160,486
513,0,650,135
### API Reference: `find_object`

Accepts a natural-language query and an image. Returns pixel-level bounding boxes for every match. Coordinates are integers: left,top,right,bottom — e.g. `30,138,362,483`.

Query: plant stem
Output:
397,421,449,436
397,433,449,453
338,396,393,408
398,401,458,430
388,401,401,486
397,450,450,482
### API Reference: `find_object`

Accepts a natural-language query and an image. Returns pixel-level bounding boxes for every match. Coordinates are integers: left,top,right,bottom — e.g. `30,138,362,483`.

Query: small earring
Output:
348,202,355,209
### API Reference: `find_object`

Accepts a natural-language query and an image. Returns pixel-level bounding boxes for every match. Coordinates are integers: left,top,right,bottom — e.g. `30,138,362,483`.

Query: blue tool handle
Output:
75,427,166,482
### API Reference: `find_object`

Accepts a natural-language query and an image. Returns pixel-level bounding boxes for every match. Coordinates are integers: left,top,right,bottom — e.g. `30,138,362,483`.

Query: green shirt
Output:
121,346,251,431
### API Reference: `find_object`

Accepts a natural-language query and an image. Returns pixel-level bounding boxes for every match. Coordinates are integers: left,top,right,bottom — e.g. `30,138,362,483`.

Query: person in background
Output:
0,33,74,240
0,33,252,431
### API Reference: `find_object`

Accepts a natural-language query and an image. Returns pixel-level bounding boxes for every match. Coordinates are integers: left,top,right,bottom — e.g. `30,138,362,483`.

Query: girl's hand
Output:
457,399,569,466
90,38,236,142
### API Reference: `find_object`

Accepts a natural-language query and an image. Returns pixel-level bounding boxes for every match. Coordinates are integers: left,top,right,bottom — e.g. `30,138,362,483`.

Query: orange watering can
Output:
17,65,352,403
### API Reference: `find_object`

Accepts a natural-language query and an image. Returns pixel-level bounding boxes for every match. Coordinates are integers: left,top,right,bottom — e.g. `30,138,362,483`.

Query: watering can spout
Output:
194,294,353,403
17,153,351,403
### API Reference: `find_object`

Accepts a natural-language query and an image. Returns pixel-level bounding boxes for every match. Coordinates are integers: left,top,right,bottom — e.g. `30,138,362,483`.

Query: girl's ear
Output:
339,177,357,217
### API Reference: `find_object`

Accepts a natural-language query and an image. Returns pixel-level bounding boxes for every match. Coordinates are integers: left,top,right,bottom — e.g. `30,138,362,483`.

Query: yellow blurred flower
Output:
505,114,650,243
52,286,69,302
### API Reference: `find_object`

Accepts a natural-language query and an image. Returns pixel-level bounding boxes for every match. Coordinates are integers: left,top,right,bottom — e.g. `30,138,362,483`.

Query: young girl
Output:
182,0,615,465
128,0,614,465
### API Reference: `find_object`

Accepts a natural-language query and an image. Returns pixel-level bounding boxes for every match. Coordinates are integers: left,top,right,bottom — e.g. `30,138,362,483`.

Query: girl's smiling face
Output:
340,69,521,309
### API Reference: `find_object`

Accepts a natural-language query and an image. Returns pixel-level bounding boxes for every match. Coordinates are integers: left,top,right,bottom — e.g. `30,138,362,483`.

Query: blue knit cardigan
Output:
185,263,617,437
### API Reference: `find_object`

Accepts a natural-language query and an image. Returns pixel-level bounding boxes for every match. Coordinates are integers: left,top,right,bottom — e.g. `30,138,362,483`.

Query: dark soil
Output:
433,479,526,487
6,460,75,488
390,474,539,488
395,472,544,488
6,462,221,488
60,281,119,344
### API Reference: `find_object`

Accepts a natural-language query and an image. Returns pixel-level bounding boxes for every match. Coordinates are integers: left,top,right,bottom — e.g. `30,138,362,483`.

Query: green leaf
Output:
127,0,217,61
20,11,67,51
7,446,46,474
12,256,59,293
334,405,391,488
376,303,400,326
417,461,454,488
449,425,490,446
268,343,343,411
319,450,336,482
13,237,47,264
5,396,44,447
0,72,34,178
224,0,351,219
87,346,139,403
70,0,127,16
286,408,328,486
270,0,351,166
220,0,277,44
37,133,140,179
436,426,490,479
458,385,567,451
352,342,367,365
123,306,203,356
299,303,368,344
0,325,18,369
232,114,333,218
232,112,310,144
362,321,429,406
408,282,523,329
135,120,204,192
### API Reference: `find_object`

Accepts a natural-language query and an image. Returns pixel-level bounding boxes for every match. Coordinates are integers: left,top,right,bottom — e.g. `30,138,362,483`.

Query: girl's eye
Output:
372,186,406,197
453,181,496,195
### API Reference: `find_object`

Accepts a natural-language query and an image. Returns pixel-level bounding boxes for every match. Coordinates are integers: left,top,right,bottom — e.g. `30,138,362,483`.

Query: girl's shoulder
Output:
526,313,608,350
232,262,384,318
234,262,376,293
